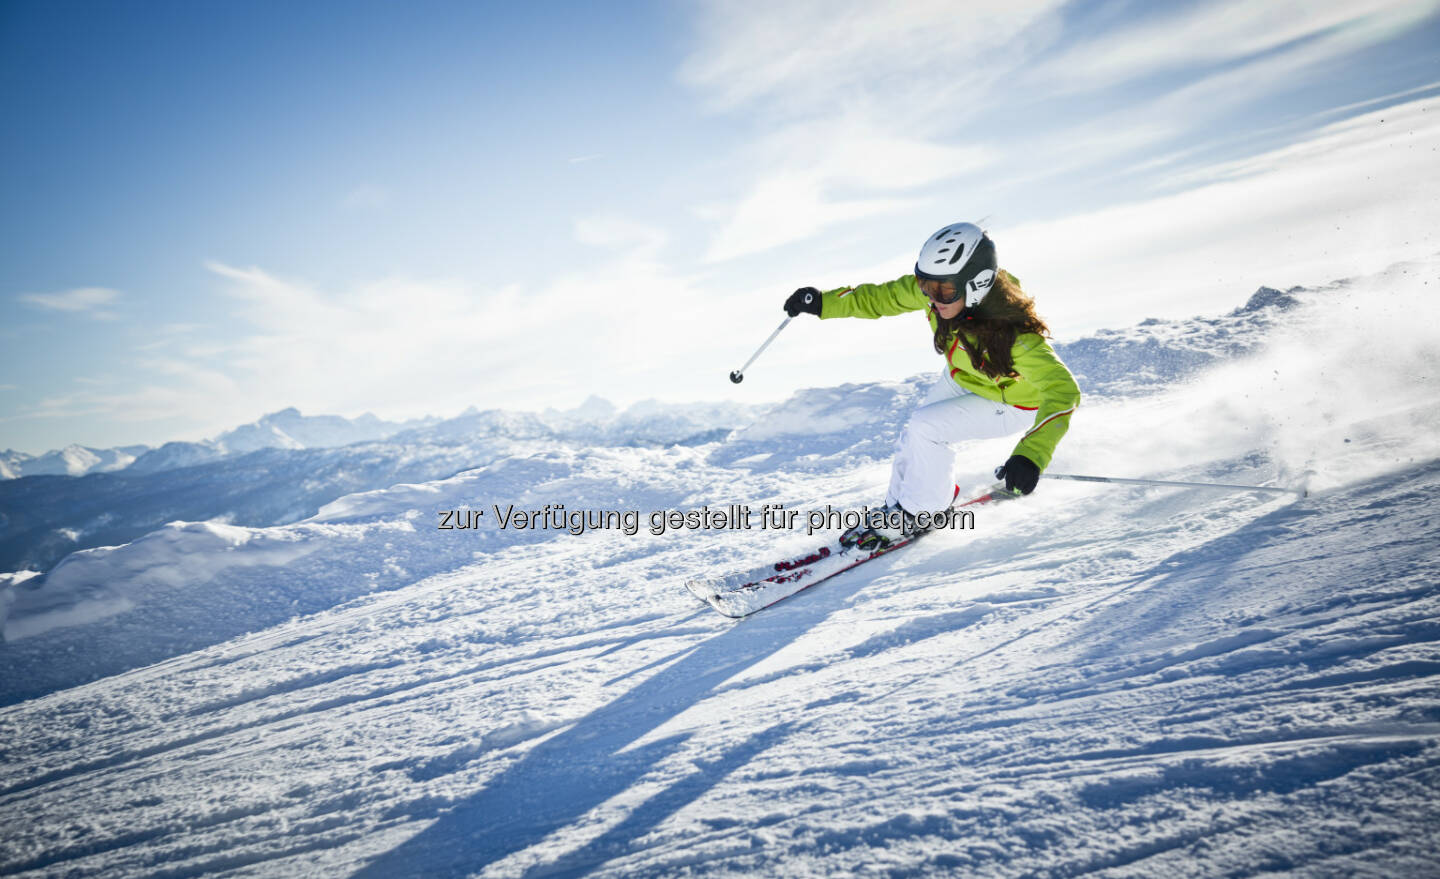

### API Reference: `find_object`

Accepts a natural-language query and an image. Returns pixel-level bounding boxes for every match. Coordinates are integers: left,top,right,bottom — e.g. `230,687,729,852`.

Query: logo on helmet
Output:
966,269,996,308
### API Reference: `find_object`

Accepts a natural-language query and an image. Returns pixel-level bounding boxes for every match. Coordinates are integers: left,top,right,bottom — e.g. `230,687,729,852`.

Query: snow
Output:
1,259,1438,877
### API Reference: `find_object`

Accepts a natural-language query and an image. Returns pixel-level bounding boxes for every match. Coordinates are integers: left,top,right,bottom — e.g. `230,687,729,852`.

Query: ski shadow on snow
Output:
351,591,854,878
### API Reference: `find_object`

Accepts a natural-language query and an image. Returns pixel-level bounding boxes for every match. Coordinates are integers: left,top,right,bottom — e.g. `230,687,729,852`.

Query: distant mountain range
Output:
0,444,150,480
2,396,761,481
0,397,762,574
2,407,435,479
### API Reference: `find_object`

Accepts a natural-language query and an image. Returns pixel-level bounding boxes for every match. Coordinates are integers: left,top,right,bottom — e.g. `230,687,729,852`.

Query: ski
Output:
688,486,1018,618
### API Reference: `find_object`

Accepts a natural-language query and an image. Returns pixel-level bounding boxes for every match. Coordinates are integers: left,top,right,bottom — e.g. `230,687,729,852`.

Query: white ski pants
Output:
887,371,1036,514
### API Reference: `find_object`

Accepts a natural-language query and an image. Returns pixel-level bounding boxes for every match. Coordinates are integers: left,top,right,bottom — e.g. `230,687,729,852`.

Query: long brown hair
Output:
929,270,1050,378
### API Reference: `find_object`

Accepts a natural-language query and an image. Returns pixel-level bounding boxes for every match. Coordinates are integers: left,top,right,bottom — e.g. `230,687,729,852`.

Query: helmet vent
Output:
934,228,953,240
947,243,966,265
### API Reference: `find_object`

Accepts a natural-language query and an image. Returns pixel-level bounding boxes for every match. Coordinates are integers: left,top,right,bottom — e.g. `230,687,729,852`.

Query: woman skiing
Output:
783,221,1080,548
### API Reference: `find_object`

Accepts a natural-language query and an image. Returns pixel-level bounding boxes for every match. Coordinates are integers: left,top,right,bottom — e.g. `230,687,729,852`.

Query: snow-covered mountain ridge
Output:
0,444,149,480
0,258,1437,876
0,398,762,575
0,409,426,480
4,397,759,482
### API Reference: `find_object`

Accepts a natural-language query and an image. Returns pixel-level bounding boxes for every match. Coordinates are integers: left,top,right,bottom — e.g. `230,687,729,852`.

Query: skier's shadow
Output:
351,597,842,879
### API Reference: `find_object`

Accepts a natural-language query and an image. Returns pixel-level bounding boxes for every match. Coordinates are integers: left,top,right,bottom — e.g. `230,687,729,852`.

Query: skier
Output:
783,222,1080,548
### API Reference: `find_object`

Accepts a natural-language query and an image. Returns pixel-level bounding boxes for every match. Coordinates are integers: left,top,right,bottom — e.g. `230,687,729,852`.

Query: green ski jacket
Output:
820,274,1080,470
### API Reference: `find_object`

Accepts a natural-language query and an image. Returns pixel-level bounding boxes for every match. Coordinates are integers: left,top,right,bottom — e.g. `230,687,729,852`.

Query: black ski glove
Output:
995,454,1041,495
784,287,823,317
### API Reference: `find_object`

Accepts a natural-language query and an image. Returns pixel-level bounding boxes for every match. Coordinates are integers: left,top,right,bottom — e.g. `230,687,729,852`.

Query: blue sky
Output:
3,0,1439,454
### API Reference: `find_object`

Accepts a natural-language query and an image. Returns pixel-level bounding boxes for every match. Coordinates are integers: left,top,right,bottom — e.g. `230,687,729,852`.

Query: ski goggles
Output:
916,274,964,305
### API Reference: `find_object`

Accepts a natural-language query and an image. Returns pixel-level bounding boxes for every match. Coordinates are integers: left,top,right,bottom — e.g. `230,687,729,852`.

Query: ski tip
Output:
685,577,725,603
705,595,747,619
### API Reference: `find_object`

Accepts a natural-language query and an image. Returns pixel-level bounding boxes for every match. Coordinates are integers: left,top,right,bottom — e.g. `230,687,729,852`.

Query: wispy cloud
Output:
681,0,1440,262
681,1,1059,261
18,287,121,320
1003,94,1440,332
679,0,1062,116
11,380,223,424
1037,0,1437,94
1034,1,1440,172
696,119,998,262
39,224,744,432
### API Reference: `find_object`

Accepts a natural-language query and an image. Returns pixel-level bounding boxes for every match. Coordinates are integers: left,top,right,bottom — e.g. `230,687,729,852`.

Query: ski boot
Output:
840,502,920,551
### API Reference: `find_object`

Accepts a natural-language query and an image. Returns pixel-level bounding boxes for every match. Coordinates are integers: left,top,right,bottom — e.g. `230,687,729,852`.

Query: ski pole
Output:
1044,473,1307,497
729,316,792,384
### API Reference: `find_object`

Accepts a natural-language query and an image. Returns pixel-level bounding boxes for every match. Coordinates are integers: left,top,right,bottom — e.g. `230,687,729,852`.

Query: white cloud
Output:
681,0,1440,265
18,287,121,319
1002,95,1440,334
679,0,1063,115
681,1,1059,261
702,174,922,263
12,221,756,436
1055,5,1440,163
1038,0,1439,93
699,118,997,262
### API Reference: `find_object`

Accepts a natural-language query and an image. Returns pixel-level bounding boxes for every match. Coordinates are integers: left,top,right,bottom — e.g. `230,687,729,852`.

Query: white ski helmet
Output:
914,222,998,310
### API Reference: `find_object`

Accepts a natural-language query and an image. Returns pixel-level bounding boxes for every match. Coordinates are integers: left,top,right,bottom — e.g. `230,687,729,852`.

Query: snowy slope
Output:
0,259,1438,877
